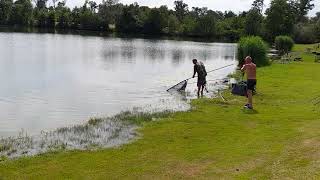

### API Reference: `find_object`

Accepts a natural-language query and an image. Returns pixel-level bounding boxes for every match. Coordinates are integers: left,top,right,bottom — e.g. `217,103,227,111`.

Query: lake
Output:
0,32,237,137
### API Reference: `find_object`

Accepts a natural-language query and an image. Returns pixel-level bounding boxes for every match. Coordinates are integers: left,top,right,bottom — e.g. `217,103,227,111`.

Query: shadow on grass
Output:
241,108,259,114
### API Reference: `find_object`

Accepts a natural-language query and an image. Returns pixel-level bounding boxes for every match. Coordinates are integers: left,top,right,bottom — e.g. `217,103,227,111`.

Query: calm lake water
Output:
0,32,237,137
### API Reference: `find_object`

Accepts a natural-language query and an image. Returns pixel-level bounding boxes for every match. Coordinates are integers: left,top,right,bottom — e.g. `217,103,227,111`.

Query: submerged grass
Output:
1,44,320,178
0,110,172,159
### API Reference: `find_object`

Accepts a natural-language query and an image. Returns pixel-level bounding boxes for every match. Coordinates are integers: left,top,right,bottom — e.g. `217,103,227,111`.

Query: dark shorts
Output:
247,79,257,91
197,76,207,87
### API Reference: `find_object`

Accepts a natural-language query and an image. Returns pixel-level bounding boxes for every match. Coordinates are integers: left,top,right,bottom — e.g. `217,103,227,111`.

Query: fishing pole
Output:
188,78,229,84
206,64,236,74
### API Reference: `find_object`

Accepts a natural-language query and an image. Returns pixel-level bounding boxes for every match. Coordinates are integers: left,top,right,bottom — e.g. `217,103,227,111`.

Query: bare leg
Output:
247,90,253,108
201,85,204,96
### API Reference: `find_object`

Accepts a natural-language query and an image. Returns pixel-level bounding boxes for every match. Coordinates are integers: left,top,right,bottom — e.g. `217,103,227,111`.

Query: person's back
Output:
194,61,207,78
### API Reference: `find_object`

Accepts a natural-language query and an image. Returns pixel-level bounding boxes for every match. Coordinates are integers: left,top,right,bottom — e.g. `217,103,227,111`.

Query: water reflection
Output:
120,40,137,62
196,49,212,60
171,49,185,65
144,45,165,61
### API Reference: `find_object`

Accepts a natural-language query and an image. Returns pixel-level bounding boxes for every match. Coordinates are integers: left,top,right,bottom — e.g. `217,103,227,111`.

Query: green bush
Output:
315,20,320,42
293,24,316,44
275,35,295,55
238,36,268,67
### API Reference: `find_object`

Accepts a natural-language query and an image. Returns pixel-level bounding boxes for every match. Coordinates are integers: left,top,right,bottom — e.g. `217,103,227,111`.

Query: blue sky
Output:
64,0,319,16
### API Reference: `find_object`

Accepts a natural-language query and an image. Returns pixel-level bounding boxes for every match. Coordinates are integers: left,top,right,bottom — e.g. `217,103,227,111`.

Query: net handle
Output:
206,64,235,74
177,64,235,82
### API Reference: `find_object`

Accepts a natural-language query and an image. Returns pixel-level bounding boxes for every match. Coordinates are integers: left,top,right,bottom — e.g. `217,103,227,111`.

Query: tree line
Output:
0,0,319,43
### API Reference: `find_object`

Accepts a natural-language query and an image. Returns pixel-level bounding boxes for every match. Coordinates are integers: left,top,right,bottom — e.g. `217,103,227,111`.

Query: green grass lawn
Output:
1,44,320,179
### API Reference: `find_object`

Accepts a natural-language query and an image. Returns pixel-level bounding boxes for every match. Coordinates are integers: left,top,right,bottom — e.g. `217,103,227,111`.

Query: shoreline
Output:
0,77,232,159
0,26,236,43
0,109,173,159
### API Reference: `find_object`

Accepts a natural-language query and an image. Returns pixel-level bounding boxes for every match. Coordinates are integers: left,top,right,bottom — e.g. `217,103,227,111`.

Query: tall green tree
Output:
116,4,142,33
188,7,217,36
252,0,264,13
79,8,103,30
174,0,188,22
34,8,47,27
224,11,236,18
315,20,320,41
294,0,314,21
56,2,71,28
245,9,263,36
167,14,181,34
35,0,47,9
9,0,33,26
265,0,296,41
88,1,98,12
47,8,56,28
181,15,197,35
195,14,217,36
217,15,245,41
98,0,122,25
190,7,208,18
0,0,13,24
104,0,119,5
143,8,163,34
70,7,81,29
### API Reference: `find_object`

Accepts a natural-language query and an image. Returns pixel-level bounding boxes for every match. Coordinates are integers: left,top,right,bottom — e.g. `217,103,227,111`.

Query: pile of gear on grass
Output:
231,74,256,96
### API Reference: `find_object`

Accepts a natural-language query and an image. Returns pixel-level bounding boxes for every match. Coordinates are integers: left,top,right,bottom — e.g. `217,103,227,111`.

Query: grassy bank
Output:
1,44,320,179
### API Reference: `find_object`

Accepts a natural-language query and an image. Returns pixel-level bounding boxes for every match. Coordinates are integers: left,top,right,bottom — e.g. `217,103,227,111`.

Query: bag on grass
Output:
231,81,247,96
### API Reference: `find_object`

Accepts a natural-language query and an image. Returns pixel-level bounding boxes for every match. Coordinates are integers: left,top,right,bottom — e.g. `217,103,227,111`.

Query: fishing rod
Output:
167,63,235,92
205,64,236,74
188,78,229,84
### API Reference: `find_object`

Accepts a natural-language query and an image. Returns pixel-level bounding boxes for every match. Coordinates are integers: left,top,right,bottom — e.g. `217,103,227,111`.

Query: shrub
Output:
238,36,268,67
293,24,316,44
315,20,320,42
275,35,294,55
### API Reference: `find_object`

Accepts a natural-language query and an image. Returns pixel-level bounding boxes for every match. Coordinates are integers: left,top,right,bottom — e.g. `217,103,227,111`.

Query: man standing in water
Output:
192,59,207,97
241,56,257,109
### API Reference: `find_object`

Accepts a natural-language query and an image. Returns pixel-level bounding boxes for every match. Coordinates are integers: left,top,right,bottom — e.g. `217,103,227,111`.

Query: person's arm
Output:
241,64,246,77
241,64,246,72
193,66,196,78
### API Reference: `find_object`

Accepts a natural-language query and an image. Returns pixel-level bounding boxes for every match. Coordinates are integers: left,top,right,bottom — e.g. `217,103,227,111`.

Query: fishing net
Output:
167,80,188,92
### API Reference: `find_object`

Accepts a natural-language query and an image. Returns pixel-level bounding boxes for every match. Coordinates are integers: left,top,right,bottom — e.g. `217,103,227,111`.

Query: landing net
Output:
167,80,188,92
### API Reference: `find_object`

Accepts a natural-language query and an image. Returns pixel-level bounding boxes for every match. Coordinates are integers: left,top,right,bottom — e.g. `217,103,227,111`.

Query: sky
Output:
64,0,320,17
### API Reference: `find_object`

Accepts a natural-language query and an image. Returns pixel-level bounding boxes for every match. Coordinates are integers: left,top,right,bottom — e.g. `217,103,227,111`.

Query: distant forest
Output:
0,0,319,43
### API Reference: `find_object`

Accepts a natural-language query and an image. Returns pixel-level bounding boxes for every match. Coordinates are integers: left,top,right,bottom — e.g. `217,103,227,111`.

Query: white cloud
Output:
64,0,319,16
